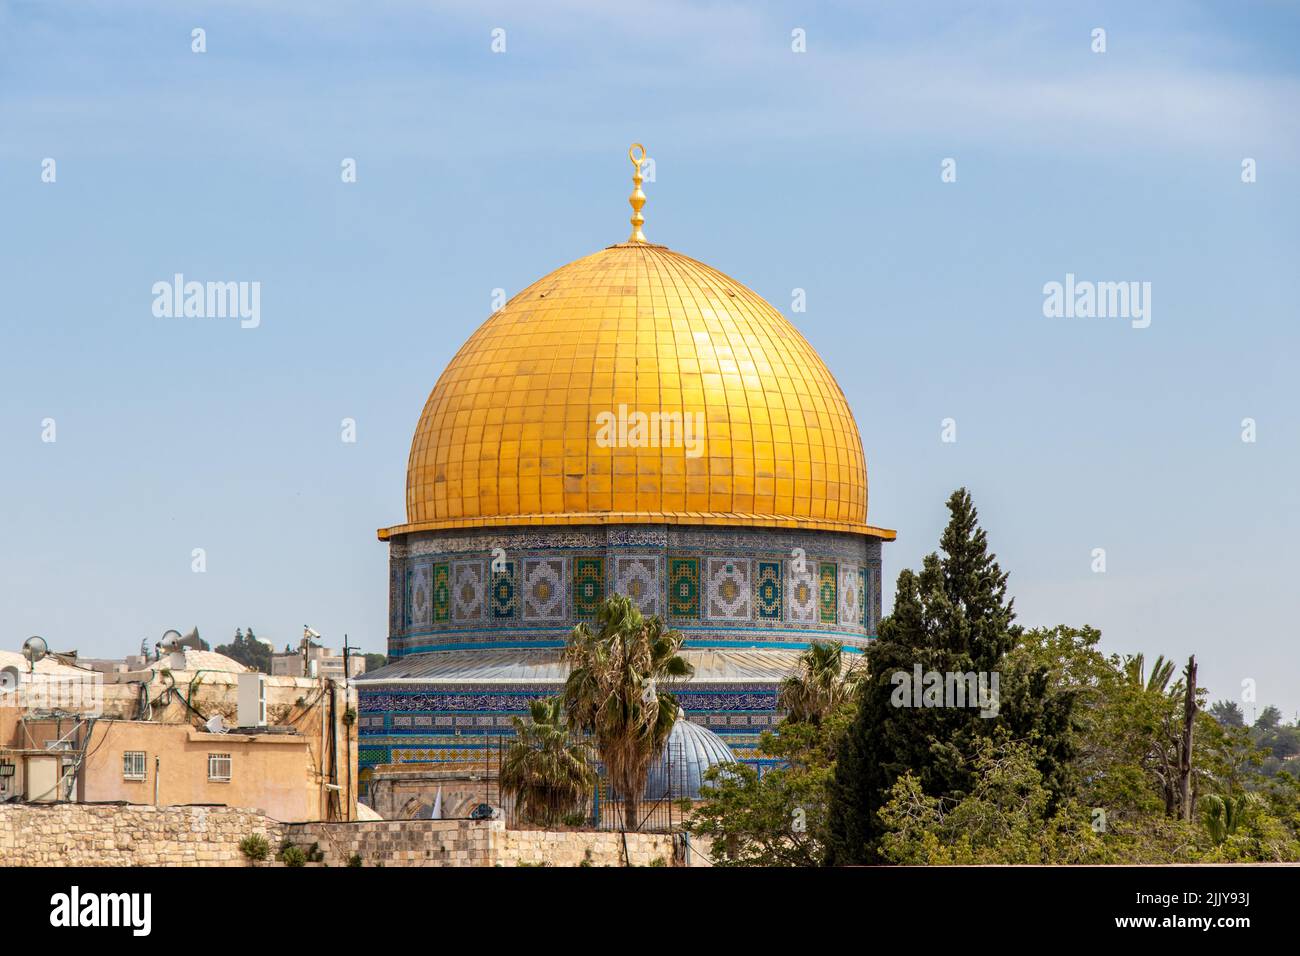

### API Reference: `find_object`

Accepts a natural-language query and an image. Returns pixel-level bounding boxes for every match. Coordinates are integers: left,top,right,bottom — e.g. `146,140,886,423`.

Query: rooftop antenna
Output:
302,626,321,677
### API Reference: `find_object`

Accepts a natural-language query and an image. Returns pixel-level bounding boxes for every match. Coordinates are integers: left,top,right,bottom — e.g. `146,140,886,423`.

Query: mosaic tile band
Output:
388,524,883,656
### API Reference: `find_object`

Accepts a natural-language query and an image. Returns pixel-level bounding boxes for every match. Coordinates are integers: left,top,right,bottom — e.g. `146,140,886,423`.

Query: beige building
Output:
0,646,358,823
271,645,366,681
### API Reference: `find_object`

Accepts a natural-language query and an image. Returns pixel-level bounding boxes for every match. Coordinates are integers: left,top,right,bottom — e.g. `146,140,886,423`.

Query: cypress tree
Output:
826,488,1074,864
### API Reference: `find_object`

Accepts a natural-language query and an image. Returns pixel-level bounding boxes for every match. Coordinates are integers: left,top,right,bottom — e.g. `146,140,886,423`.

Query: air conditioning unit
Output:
24,754,60,802
237,672,267,728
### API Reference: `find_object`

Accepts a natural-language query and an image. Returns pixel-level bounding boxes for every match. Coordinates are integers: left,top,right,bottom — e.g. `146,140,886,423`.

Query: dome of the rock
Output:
358,144,894,792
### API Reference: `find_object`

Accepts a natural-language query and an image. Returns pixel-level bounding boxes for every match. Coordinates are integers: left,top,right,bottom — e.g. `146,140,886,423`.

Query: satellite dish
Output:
22,636,48,669
0,665,21,695
205,714,227,734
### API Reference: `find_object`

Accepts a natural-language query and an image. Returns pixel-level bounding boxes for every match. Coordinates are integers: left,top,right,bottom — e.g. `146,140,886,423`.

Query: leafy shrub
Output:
239,834,270,862
280,845,307,867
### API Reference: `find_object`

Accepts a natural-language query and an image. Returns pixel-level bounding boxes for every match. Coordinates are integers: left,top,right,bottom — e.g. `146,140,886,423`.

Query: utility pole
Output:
1178,655,1197,821
342,633,353,820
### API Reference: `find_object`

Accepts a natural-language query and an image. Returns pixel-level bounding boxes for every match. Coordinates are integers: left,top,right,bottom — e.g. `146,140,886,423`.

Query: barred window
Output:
123,751,146,780
208,753,232,781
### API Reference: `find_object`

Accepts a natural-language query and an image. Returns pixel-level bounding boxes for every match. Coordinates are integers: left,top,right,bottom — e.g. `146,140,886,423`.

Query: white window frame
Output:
123,751,147,780
208,752,232,782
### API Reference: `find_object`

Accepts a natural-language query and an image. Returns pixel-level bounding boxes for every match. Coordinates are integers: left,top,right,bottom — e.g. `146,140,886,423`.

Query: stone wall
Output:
494,826,676,867
0,804,681,867
0,803,285,866
289,819,678,867
288,818,492,867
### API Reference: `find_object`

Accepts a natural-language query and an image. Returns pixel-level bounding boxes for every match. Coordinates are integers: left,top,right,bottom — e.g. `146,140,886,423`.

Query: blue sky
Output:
2,1,1297,716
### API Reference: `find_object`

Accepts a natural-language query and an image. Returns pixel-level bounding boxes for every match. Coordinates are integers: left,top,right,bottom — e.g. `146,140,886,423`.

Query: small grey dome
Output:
644,711,736,801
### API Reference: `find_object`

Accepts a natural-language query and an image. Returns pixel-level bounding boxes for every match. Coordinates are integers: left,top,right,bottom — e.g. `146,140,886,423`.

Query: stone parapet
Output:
0,804,682,867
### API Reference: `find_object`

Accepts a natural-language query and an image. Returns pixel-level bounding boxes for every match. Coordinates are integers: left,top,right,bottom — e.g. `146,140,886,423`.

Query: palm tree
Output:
1123,653,1176,694
562,594,694,830
778,640,862,726
499,697,596,827
1202,792,1257,845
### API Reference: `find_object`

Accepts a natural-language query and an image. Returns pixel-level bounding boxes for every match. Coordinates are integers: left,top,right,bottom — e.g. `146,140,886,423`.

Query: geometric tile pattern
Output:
490,561,517,619
522,557,567,622
755,560,782,620
390,536,881,637
409,563,431,628
668,556,700,619
857,566,866,627
706,557,751,621
870,565,882,632
432,562,450,623
390,566,403,633
838,564,859,627
788,561,817,623
614,555,660,617
573,556,605,620
360,688,780,718
818,562,837,624
357,681,793,777
400,567,410,629
451,561,485,623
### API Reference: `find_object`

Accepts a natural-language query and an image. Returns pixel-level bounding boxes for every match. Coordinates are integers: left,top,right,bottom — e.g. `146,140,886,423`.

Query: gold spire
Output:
626,143,648,243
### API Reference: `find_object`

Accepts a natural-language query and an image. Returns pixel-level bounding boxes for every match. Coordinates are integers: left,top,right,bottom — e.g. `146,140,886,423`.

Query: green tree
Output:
364,653,388,673
562,594,693,830
1201,793,1251,845
215,628,272,673
827,488,1076,865
877,737,1102,865
777,641,861,727
1004,626,1300,861
1250,706,1300,768
690,700,855,866
1255,705,1283,731
500,697,596,827
1209,700,1245,728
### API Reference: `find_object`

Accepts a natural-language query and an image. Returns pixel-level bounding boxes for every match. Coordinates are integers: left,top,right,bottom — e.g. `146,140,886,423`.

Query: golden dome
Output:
382,242,892,541
381,145,892,542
